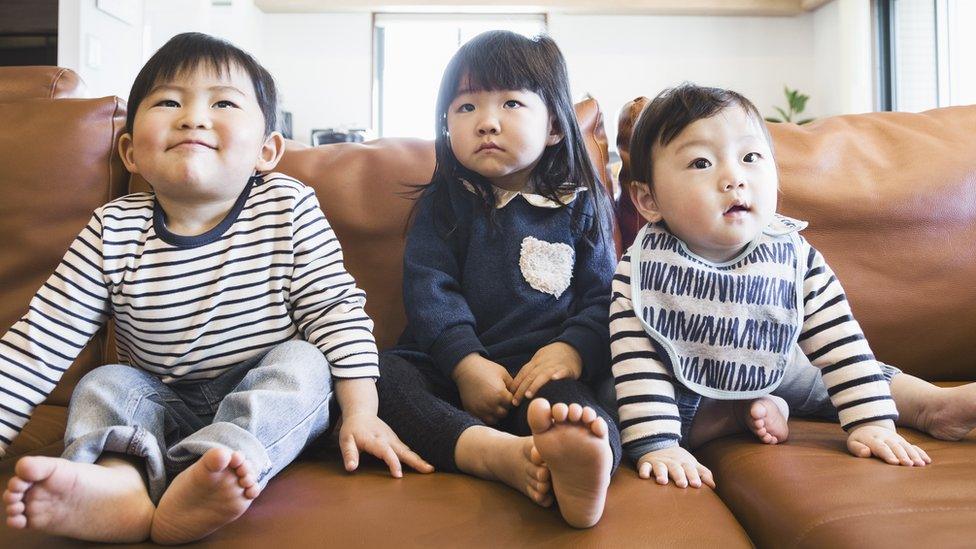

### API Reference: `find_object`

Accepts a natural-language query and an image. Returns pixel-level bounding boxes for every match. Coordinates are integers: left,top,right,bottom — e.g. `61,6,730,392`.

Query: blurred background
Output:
1,0,972,150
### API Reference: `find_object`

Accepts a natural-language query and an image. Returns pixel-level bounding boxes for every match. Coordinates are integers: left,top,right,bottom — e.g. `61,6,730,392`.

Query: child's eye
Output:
457,103,474,113
689,158,711,169
213,100,238,109
743,152,762,163
503,100,523,108
155,99,179,108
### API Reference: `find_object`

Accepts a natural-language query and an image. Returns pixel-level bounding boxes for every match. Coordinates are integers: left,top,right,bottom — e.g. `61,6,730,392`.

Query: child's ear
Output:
255,131,286,172
546,117,564,146
118,133,139,174
629,182,664,223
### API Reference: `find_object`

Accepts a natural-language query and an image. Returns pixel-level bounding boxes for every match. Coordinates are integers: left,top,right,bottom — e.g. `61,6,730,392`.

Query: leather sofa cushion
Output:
0,96,129,406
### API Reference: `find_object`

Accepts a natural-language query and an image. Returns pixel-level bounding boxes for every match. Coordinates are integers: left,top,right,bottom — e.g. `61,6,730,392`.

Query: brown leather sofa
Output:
0,66,972,548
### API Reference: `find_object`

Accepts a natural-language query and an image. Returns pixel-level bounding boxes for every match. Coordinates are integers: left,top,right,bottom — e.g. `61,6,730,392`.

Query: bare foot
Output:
457,426,553,507
737,395,789,445
528,399,612,529
3,455,153,542
916,383,976,441
150,448,259,545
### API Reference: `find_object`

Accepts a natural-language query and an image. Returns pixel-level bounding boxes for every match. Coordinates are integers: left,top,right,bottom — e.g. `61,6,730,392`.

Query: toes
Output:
551,402,569,422
244,485,261,500
6,501,25,516
566,403,583,422
14,456,57,483
527,399,554,434
201,448,233,473
228,451,246,469
238,474,257,489
6,476,31,495
6,512,27,529
589,417,609,438
529,445,545,466
580,406,597,423
3,487,26,504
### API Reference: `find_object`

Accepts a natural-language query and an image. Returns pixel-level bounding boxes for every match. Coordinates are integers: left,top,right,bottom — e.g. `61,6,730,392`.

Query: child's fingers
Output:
652,461,670,485
888,440,913,466
339,434,360,472
871,440,899,464
512,372,536,406
903,443,927,467
667,462,688,488
699,465,716,489
916,445,933,464
637,461,652,479
510,362,531,393
378,445,404,478
524,372,556,402
395,443,434,473
846,438,872,458
681,462,702,488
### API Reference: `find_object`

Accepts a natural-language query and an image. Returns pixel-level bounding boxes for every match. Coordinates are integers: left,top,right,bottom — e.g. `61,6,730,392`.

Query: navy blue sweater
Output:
394,180,615,380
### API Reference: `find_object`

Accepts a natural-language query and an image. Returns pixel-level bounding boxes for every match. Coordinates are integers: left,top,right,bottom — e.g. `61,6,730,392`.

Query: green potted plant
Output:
766,86,814,125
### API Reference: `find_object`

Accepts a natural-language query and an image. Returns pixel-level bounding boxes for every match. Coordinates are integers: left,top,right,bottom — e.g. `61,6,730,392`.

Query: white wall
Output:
261,13,373,144
549,13,818,151
57,0,145,99
57,0,877,146
812,0,874,115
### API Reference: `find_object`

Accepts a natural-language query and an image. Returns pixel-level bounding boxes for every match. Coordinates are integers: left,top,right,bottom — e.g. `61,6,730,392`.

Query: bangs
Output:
445,32,547,99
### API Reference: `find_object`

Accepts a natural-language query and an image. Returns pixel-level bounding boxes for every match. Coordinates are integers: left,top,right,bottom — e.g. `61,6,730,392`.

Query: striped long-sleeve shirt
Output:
611,227,898,461
0,173,378,455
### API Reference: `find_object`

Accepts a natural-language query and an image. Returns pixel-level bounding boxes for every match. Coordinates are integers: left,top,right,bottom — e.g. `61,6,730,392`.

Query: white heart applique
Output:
519,236,575,299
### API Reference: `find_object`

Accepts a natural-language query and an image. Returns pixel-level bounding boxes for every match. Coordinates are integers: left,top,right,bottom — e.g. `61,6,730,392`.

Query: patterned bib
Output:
629,215,808,399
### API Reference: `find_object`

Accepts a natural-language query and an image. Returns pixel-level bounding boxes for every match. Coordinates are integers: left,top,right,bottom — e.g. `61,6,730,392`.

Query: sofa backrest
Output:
0,67,128,406
616,97,976,381
0,66,86,101
273,97,619,350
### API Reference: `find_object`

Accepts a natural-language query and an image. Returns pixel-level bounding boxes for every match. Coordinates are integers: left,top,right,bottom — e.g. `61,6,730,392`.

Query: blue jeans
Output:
672,345,903,443
61,340,334,503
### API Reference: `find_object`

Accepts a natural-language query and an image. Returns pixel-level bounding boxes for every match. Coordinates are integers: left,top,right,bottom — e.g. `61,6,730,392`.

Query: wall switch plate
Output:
86,34,102,69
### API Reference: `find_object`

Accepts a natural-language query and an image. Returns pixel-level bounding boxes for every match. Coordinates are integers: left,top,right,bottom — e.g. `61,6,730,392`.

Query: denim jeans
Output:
61,340,334,503
675,345,902,443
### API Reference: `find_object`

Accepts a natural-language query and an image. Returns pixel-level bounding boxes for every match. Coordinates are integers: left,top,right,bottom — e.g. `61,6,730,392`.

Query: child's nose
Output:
477,116,500,135
178,106,212,130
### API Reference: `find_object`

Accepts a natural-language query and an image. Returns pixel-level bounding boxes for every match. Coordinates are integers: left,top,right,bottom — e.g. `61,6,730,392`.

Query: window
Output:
373,14,546,139
877,0,976,111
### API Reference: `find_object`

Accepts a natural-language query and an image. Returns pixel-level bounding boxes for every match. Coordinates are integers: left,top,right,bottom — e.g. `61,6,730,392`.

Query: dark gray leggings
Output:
376,352,622,473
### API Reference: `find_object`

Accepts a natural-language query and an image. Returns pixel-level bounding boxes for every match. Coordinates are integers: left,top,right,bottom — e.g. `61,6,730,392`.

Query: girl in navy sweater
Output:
376,30,620,528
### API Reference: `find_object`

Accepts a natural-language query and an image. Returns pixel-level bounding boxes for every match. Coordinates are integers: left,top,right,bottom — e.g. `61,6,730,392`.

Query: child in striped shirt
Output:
612,84,976,489
1,32,430,544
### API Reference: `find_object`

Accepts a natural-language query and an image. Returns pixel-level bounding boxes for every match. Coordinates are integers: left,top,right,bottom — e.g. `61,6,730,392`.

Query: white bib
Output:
629,215,808,399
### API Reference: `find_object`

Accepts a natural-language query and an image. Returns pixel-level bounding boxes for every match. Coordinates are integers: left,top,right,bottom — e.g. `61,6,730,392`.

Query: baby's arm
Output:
797,243,927,466
0,212,110,456
610,254,701,483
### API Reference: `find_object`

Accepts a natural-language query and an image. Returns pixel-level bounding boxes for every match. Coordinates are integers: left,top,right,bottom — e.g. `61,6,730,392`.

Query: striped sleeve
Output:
0,212,111,455
797,242,898,430
610,254,682,461
289,188,379,379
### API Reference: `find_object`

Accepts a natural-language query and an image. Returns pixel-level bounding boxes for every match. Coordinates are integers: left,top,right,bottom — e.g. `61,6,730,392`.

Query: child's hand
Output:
636,446,715,489
509,342,583,406
846,422,931,466
339,412,435,477
452,353,514,425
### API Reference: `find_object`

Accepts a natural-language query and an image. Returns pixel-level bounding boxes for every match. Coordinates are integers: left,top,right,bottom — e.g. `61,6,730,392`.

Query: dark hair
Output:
125,32,278,135
422,30,607,240
630,83,771,193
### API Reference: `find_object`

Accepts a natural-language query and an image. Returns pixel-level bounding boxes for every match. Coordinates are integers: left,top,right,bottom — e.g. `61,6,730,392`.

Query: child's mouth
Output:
724,203,750,216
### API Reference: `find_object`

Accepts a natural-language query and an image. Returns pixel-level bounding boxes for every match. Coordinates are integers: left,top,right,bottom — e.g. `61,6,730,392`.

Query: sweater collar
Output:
461,180,584,209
